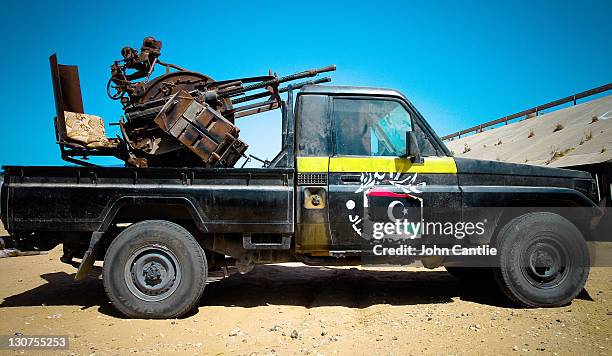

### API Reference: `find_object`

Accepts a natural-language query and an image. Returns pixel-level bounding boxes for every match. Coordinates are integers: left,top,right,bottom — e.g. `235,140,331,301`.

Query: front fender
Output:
460,186,603,244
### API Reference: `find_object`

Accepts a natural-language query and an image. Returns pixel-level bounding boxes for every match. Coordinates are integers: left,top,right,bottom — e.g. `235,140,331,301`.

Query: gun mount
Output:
51,37,335,168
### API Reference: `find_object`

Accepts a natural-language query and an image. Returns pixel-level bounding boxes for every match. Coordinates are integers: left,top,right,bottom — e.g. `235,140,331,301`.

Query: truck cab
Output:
292,86,460,258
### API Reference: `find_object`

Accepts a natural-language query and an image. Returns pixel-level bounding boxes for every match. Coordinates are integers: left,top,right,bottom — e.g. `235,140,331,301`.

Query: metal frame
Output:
50,54,122,166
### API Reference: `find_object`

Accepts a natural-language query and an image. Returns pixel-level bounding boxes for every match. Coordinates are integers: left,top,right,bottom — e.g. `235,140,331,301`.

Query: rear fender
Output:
75,196,206,281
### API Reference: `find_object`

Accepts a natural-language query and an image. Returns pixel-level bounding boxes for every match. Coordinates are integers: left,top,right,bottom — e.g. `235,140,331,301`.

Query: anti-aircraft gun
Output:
104,37,335,167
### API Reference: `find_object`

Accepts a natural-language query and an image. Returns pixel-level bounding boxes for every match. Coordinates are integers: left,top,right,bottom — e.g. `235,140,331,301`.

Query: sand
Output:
0,246,610,355
446,95,612,167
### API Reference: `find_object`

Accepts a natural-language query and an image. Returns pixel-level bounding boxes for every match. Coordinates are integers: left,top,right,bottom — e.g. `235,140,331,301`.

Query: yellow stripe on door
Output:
297,156,457,174
297,157,329,172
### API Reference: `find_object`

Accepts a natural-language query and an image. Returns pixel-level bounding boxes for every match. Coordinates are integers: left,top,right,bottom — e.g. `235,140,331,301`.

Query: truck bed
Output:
1,165,294,235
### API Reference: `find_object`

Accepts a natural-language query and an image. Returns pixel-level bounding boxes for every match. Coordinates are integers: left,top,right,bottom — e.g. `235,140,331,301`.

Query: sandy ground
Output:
0,246,610,356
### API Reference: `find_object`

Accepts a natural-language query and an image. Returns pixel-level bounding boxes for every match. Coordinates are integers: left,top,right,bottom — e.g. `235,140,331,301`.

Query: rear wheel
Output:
493,212,589,307
103,220,207,318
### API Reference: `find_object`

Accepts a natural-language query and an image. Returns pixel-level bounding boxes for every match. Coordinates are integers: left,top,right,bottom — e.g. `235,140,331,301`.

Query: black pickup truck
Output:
0,85,603,318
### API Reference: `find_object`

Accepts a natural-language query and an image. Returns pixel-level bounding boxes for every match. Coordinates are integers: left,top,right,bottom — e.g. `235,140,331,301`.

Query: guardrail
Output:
442,83,612,141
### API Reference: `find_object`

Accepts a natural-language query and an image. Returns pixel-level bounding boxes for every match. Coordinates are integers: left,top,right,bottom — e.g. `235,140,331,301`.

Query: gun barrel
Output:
223,64,336,98
275,65,336,85
231,77,331,104
282,76,332,91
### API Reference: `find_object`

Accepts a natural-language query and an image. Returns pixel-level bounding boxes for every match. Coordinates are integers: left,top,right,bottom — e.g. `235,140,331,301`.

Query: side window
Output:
296,95,331,156
332,98,412,156
413,121,438,156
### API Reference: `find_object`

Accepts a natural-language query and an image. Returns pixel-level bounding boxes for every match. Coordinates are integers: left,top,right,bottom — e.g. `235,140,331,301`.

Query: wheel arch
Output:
491,199,598,246
97,195,209,235
461,186,602,245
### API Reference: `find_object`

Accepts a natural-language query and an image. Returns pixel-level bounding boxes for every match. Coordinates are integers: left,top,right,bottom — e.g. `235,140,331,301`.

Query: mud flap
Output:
74,231,104,281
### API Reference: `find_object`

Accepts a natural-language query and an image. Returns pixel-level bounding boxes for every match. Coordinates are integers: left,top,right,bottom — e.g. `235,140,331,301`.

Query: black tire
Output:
103,220,207,318
492,212,589,307
445,266,493,283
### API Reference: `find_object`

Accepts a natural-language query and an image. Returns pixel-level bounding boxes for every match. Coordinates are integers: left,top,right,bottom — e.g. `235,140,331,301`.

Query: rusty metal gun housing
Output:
100,37,335,168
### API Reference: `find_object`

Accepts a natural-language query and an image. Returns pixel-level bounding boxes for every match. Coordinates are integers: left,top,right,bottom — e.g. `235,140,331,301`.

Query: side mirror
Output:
406,131,424,164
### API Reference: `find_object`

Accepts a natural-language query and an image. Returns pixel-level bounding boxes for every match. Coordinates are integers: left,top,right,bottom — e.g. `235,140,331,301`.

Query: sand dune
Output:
446,95,612,167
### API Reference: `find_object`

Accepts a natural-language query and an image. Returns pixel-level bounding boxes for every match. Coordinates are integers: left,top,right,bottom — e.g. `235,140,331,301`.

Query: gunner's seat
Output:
50,53,121,165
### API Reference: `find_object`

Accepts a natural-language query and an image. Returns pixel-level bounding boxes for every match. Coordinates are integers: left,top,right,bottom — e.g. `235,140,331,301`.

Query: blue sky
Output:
0,0,610,166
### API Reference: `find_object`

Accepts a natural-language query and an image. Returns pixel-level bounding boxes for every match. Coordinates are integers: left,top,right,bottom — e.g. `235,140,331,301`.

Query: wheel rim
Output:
124,245,182,302
520,235,570,289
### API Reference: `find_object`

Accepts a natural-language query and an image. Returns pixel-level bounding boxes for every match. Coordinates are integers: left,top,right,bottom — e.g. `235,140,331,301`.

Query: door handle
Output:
340,175,361,183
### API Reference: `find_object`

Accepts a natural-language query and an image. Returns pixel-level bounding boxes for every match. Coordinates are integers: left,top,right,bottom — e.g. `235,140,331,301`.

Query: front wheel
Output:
493,212,589,307
103,220,207,318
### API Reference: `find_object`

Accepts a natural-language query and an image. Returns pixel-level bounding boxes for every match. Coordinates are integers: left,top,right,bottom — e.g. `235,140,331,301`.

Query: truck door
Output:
325,97,461,255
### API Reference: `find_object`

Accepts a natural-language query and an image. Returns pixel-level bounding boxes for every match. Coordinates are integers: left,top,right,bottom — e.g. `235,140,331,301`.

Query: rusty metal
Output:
153,90,247,167
107,36,163,101
231,77,331,105
442,83,612,141
51,37,335,168
102,37,335,167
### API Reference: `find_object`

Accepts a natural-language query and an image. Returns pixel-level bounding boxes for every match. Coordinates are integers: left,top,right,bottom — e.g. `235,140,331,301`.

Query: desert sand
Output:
0,246,610,356
446,94,612,167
